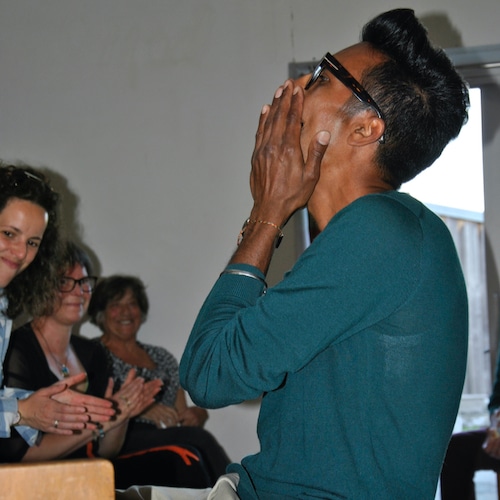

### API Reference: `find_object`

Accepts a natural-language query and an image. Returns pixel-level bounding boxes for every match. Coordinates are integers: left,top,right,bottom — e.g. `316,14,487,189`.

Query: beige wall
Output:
1,0,499,463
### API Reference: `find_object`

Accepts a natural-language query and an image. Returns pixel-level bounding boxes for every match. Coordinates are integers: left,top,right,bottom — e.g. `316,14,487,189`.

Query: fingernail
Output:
318,131,331,145
275,86,284,99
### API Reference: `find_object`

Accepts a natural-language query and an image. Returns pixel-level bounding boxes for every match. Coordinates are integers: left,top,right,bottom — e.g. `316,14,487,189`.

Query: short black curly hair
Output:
0,163,62,318
343,9,470,189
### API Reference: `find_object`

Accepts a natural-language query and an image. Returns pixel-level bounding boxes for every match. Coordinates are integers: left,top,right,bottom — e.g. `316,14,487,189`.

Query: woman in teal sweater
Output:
180,8,469,499
182,193,467,499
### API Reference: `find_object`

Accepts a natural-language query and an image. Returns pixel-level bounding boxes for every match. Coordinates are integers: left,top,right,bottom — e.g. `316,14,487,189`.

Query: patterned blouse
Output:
100,341,180,419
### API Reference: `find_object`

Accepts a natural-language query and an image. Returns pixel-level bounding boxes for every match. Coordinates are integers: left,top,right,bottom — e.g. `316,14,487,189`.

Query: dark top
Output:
1,325,217,489
0,323,110,461
489,348,500,412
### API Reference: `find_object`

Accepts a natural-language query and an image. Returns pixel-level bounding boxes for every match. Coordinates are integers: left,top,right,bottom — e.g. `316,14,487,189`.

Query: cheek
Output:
108,311,119,321
103,311,117,325
300,107,337,157
83,295,91,309
19,246,39,270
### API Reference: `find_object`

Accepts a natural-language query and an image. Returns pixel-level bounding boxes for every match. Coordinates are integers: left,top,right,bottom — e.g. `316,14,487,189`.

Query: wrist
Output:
14,399,26,426
238,217,284,248
11,410,22,426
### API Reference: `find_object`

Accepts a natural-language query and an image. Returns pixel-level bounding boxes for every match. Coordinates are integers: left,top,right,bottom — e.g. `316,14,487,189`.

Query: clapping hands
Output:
107,368,163,421
17,372,115,434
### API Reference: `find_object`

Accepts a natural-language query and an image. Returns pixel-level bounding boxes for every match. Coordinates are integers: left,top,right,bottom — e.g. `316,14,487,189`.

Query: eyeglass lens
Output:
305,53,383,118
59,277,96,292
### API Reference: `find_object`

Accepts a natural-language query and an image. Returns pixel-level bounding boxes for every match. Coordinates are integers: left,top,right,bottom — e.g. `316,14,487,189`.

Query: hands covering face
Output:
250,80,330,227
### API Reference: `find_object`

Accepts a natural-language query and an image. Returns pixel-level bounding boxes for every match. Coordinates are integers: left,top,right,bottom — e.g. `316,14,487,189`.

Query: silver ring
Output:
54,419,59,429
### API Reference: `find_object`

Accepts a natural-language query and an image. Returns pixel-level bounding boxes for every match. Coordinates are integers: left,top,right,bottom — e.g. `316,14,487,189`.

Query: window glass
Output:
401,88,483,216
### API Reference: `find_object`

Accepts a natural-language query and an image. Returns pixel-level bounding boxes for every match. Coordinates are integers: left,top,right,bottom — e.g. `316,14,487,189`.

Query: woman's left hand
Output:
177,406,208,427
141,402,179,428
110,369,163,420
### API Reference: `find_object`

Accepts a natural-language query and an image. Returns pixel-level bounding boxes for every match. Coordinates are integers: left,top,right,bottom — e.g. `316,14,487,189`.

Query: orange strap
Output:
117,445,201,466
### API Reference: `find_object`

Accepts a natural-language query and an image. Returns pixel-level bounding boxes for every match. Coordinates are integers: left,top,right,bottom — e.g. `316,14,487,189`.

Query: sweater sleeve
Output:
180,195,423,408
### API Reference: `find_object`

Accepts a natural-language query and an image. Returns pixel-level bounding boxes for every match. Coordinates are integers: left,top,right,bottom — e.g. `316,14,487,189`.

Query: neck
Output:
100,333,137,353
309,162,393,231
32,317,72,356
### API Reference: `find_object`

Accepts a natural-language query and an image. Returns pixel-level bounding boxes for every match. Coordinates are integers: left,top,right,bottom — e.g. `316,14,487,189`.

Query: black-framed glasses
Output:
305,52,385,143
58,276,98,293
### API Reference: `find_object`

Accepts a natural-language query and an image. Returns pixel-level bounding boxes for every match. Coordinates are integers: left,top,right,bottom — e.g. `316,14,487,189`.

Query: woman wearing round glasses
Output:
2,241,161,463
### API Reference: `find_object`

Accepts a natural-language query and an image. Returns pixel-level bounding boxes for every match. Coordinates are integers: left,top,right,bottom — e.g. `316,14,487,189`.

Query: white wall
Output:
1,0,499,463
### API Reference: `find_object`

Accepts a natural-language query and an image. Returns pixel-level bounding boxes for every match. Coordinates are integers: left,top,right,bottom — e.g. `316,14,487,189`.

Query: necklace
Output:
37,330,71,378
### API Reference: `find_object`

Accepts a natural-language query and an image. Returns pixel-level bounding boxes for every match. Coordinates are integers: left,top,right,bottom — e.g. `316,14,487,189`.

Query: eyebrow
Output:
1,225,43,240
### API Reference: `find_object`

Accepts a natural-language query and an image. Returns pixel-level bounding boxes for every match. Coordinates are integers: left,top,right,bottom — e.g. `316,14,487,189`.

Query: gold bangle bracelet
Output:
238,218,284,248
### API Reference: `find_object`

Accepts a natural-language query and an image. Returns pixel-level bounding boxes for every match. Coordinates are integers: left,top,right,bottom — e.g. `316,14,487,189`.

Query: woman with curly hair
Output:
0,163,61,320
0,163,114,457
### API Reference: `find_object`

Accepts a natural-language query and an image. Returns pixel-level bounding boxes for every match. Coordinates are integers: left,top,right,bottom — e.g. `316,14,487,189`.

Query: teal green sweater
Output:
180,192,468,499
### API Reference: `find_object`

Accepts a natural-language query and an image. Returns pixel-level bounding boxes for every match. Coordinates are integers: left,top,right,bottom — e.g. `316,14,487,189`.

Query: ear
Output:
347,112,385,146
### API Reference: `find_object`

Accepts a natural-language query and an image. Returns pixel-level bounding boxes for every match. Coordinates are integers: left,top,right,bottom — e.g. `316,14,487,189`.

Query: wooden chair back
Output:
0,458,114,499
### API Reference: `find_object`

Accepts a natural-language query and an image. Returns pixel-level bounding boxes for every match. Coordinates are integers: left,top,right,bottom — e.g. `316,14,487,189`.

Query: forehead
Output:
65,263,88,278
110,288,137,303
0,197,48,229
333,42,386,79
